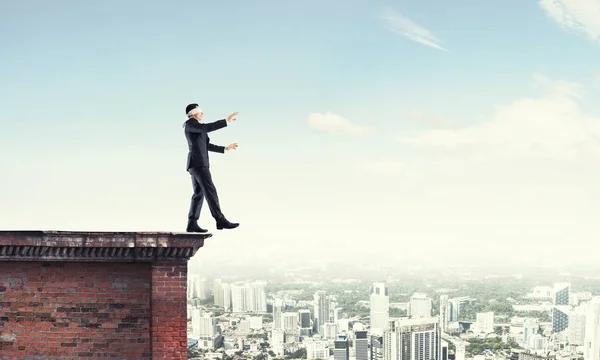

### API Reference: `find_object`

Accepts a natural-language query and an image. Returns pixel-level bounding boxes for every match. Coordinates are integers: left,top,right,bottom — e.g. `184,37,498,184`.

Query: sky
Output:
1,0,600,268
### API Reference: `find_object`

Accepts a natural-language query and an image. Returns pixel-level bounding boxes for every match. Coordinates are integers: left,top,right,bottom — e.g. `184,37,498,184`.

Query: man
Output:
184,103,239,233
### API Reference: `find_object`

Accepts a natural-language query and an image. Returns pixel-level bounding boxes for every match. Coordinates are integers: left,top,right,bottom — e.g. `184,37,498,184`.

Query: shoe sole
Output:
216,225,240,230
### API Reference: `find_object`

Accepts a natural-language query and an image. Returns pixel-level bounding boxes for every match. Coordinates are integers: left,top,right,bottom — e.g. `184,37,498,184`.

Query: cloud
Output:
539,0,600,42
307,112,370,135
408,109,456,129
396,74,600,159
380,7,448,51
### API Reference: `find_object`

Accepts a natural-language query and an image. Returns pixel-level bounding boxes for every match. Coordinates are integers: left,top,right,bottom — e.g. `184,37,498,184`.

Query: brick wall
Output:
0,261,152,359
0,230,207,360
151,261,188,360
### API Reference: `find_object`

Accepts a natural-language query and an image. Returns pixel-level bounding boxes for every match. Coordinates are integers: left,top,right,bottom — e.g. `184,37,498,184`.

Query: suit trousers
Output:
187,166,225,222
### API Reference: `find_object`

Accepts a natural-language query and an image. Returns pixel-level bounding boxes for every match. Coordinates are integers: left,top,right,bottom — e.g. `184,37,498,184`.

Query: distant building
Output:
306,338,328,360
355,330,368,360
273,298,283,329
370,283,390,333
409,293,432,318
475,312,494,334
371,334,384,360
383,317,441,360
334,335,350,360
552,283,571,333
439,295,450,333
584,297,600,360
314,291,330,334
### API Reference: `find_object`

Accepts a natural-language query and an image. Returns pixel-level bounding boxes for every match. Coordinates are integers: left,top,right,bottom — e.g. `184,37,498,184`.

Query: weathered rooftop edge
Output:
0,230,210,262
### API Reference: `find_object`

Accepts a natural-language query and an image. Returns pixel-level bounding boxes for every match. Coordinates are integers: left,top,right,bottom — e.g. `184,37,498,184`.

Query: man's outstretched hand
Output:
225,143,238,151
227,112,239,123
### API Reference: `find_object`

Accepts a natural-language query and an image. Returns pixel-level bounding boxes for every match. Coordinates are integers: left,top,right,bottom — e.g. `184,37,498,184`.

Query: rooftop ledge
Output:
0,230,211,262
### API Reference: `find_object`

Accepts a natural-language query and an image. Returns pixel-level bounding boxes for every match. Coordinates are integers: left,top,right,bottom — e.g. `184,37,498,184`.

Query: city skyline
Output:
1,0,600,265
186,277,600,360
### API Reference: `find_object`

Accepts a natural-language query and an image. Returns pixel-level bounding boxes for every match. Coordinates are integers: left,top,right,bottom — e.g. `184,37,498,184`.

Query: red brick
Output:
0,230,205,359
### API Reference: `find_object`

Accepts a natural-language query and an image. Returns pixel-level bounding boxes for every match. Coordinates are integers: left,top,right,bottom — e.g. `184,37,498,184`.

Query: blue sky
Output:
1,0,600,267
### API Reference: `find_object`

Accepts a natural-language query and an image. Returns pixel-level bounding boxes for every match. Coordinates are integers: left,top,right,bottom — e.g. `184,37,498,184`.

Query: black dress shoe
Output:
186,221,208,233
216,220,239,230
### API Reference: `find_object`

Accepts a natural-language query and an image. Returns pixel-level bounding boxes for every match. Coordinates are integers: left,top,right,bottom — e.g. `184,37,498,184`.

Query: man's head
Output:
186,103,203,121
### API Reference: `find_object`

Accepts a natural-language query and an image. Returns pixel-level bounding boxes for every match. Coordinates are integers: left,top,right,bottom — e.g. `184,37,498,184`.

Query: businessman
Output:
184,103,239,233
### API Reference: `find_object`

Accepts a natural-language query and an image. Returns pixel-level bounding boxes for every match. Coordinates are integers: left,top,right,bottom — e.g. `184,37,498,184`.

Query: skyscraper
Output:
554,283,571,305
409,293,432,318
475,312,494,334
355,330,369,360
299,309,311,328
370,282,390,334
246,281,267,313
439,295,449,333
448,300,460,322
371,334,384,360
314,291,330,333
383,317,441,360
584,297,600,360
334,335,350,360
282,312,298,332
553,282,571,333
231,284,246,313
273,298,283,329
213,279,224,307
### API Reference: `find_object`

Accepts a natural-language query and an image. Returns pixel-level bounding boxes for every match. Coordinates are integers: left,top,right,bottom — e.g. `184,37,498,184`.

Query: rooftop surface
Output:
0,230,210,262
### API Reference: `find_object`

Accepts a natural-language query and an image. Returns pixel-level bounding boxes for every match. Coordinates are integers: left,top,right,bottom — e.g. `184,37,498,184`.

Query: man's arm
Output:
185,119,228,133
207,143,226,153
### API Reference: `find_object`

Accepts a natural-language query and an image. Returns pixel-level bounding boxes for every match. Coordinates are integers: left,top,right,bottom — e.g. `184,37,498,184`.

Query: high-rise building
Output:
449,300,460,322
554,283,571,305
282,312,298,332
191,308,202,337
553,282,571,333
243,281,267,313
213,279,231,311
231,284,246,313
314,291,330,333
222,283,231,311
324,322,339,340
306,338,329,360
188,276,207,300
230,282,267,313
334,335,350,360
213,279,224,307
355,330,368,360
439,295,449,333
523,318,539,345
475,312,494,334
409,293,432,318
371,335,384,360
299,309,311,328
569,307,587,346
370,283,390,333
273,298,283,329
584,297,600,360
383,317,441,360
192,310,217,350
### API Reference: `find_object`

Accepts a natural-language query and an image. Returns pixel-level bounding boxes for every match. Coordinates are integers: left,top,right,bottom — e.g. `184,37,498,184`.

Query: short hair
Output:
185,103,199,114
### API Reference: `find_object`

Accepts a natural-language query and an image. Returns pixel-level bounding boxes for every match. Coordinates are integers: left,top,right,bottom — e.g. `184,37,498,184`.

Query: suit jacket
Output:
184,118,228,170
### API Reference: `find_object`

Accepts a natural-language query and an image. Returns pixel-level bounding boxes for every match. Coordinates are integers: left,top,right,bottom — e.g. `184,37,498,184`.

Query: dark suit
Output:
184,118,229,222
